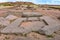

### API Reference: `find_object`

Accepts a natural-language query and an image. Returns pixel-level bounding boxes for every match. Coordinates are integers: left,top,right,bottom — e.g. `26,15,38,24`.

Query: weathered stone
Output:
51,35,60,40
20,21,45,33
1,19,45,34
39,16,60,35
39,25,60,35
30,21,45,31
22,12,42,17
1,18,26,33
27,17,40,21
5,15,18,21
40,16,59,25
0,17,10,26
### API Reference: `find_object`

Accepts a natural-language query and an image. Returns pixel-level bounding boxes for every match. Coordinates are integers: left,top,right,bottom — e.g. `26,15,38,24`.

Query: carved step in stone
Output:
27,17,40,21
22,12,42,17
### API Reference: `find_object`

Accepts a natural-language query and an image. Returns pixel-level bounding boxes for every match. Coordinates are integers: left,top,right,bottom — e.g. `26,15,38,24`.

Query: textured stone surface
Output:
27,17,40,21
22,12,42,17
1,18,26,33
1,15,60,36
5,15,18,21
1,20,45,34
30,21,45,31
39,16,60,35
20,21,45,33
0,17,10,26
51,35,60,40
40,16,59,25
39,25,60,35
